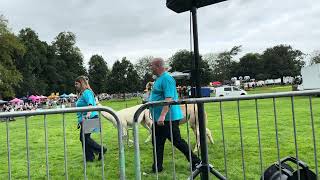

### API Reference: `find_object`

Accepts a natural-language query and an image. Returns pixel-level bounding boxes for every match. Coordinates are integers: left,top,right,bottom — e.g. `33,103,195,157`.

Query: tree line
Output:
1,15,320,99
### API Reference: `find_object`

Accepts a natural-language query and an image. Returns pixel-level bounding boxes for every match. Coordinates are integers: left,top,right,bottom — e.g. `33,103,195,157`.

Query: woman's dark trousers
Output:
80,125,102,161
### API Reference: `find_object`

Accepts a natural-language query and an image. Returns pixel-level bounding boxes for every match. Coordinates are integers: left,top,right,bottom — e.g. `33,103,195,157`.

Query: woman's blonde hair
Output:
75,75,93,95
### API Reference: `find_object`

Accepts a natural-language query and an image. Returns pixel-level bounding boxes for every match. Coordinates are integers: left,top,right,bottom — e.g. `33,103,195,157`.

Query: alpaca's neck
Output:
101,111,118,127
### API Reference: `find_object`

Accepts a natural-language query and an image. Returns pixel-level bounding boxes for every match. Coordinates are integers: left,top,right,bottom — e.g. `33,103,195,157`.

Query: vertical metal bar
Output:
272,98,282,178
291,96,300,180
191,5,209,179
62,113,68,180
25,116,31,180
44,115,50,180
197,102,209,180
82,121,87,180
219,101,228,179
168,105,177,180
99,112,105,180
152,106,159,180
185,104,193,178
134,113,141,180
237,100,246,180
117,115,126,180
309,96,318,178
6,118,12,180
255,99,263,180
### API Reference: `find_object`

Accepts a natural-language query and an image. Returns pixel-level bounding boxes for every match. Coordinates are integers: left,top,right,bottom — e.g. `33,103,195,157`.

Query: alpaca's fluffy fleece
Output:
100,104,152,138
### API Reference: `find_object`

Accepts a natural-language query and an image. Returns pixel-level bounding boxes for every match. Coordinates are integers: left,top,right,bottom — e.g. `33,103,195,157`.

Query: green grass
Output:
1,86,319,179
246,85,292,94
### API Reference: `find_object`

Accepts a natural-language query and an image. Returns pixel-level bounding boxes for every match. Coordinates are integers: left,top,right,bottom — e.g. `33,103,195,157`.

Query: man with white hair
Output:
149,57,201,173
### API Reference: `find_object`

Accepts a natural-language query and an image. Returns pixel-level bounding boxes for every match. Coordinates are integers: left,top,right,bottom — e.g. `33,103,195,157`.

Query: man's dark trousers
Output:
152,120,201,171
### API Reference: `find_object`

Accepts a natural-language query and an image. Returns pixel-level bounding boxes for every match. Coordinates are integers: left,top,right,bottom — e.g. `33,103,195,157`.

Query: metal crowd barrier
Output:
0,106,125,180
133,90,320,180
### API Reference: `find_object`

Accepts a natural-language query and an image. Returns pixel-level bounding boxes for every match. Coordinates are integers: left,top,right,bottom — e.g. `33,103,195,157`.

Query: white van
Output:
299,64,320,90
215,86,247,97
265,79,274,85
257,80,265,87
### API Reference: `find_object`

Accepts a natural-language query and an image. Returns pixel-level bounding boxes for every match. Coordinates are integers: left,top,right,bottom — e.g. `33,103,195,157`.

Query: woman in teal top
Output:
75,76,106,162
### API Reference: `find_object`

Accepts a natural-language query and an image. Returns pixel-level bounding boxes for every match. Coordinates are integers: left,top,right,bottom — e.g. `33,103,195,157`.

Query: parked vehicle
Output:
298,64,320,90
256,80,265,87
264,79,274,85
214,86,247,97
274,78,281,84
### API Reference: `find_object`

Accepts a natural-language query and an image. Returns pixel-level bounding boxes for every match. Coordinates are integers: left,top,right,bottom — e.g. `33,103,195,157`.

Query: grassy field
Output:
0,85,319,179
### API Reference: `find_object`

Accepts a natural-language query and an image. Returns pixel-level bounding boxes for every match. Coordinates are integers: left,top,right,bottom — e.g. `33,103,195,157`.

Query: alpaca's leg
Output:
203,111,214,144
140,113,153,143
144,132,152,143
143,120,153,143
206,128,214,144
121,123,129,145
191,125,200,152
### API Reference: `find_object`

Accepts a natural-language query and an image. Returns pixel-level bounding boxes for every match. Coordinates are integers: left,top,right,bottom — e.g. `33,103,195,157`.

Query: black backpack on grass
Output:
261,156,317,180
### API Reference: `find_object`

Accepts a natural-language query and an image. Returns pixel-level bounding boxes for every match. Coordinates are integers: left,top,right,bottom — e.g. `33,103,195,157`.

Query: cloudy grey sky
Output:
1,0,319,66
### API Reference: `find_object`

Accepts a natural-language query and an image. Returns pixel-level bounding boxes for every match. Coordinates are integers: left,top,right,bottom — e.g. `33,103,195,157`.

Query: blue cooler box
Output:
191,87,211,97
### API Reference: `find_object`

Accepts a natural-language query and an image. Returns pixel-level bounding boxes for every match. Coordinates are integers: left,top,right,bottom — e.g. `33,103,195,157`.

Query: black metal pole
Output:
191,6,209,180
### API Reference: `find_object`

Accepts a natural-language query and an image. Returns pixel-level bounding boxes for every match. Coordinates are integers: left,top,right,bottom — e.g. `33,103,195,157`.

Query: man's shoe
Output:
192,161,201,171
152,164,163,173
98,147,107,161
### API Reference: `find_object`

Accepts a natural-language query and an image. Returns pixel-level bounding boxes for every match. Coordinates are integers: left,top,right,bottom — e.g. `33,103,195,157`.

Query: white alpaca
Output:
179,104,214,152
100,104,152,142
100,104,214,152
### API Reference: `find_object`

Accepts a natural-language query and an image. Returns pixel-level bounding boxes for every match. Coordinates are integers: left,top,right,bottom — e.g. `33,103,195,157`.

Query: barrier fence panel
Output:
255,99,263,180
133,90,320,180
0,106,125,180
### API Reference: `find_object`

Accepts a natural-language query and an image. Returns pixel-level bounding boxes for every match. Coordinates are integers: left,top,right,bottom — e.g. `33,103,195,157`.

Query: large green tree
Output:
203,53,218,71
134,56,154,90
211,46,241,82
16,28,48,96
108,57,140,94
237,53,264,80
125,58,141,92
169,50,212,86
261,44,305,83
135,56,153,79
52,32,86,93
0,15,25,99
88,55,109,94
41,42,62,94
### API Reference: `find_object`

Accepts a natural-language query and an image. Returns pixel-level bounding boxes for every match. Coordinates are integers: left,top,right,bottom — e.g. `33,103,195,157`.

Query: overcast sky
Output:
1,0,319,66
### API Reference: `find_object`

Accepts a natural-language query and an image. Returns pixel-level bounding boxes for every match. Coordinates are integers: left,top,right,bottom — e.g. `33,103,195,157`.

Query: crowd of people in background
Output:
0,98,77,113
1,102,39,112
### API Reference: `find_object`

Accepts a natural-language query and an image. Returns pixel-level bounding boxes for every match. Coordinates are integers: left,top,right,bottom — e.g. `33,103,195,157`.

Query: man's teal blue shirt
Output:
149,72,183,121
